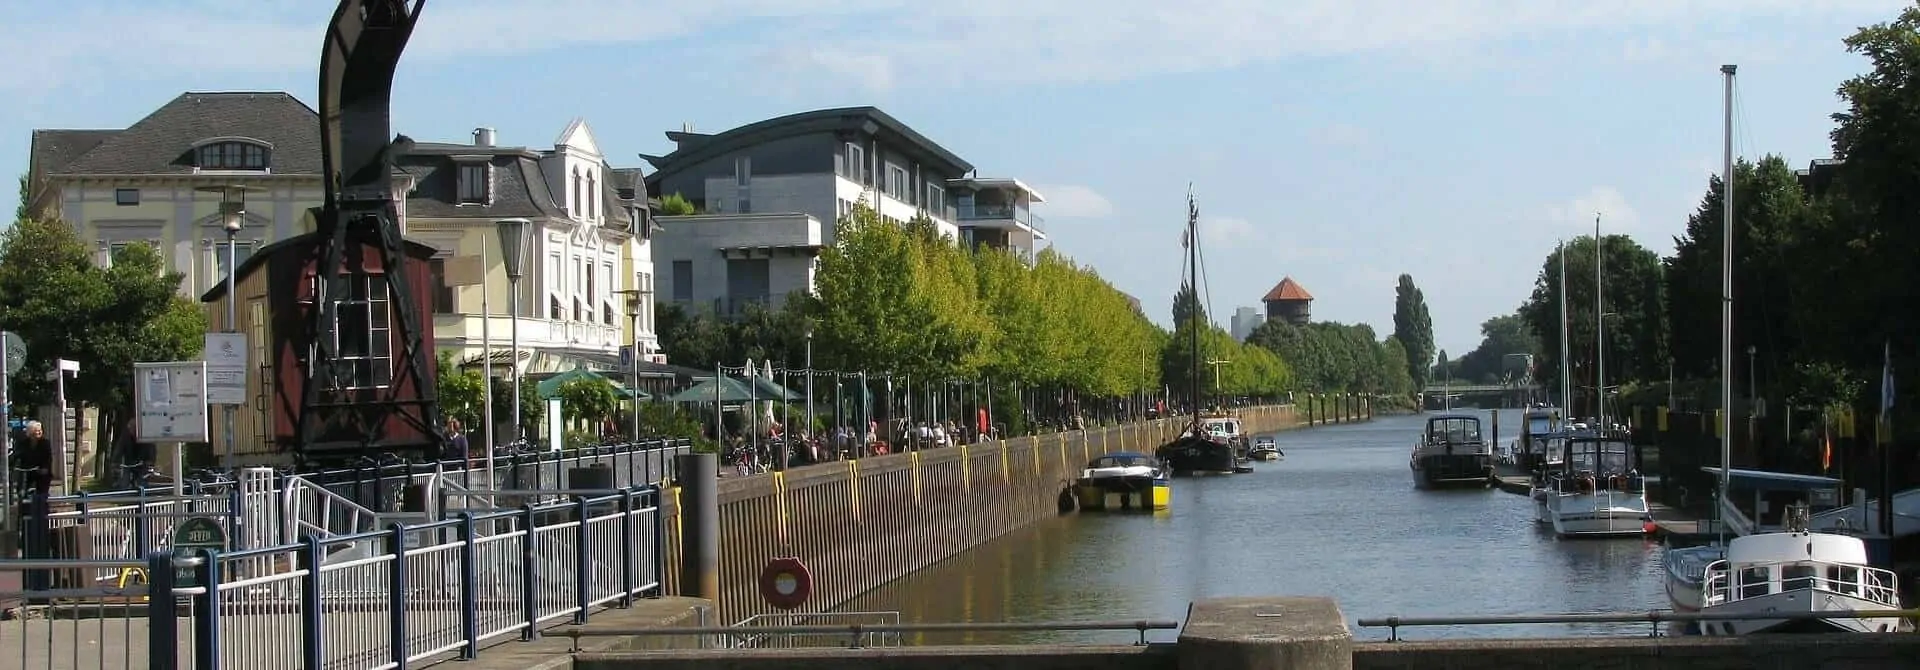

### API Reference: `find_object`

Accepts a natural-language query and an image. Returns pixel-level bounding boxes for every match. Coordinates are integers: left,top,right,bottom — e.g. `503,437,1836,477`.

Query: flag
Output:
1821,425,1832,474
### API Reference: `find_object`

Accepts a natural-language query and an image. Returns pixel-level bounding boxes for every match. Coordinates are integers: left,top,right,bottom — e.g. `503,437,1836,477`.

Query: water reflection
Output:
841,410,1673,643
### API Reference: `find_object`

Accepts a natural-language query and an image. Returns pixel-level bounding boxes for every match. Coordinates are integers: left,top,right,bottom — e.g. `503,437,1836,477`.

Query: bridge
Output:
1419,382,1542,409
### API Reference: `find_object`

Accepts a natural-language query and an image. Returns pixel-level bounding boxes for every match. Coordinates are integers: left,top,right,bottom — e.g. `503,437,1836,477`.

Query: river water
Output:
839,409,1674,644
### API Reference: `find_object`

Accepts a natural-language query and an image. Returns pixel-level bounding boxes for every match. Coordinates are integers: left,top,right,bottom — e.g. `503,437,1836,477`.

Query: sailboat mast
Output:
1187,191,1202,426
1559,242,1570,422
1595,213,1606,428
1718,64,1737,542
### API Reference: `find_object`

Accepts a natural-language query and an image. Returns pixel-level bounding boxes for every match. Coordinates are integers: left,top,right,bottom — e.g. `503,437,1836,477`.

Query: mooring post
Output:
676,452,720,599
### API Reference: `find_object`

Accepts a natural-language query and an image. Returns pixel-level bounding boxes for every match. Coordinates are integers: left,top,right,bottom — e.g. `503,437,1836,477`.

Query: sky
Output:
0,0,1908,359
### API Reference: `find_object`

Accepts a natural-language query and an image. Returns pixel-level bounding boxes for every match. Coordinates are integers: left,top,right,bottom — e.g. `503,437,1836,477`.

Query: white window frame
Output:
333,274,393,391
886,164,909,201
457,163,490,204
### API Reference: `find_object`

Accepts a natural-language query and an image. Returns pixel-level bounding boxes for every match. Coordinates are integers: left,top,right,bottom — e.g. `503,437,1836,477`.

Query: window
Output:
735,157,751,186
428,258,455,313
671,260,692,302
886,164,910,201
115,189,140,206
334,274,392,390
550,295,565,320
845,143,866,183
546,252,562,318
587,171,598,220
925,184,944,213
571,169,583,218
196,142,269,170
637,271,654,332
211,240,256,287
458,163,489,204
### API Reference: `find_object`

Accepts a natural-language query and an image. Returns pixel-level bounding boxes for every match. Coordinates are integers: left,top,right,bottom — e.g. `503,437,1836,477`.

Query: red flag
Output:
1821,425,1832,474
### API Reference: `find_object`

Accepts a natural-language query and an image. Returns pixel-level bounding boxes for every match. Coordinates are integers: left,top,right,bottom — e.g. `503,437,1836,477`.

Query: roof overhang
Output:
947,177,1045,203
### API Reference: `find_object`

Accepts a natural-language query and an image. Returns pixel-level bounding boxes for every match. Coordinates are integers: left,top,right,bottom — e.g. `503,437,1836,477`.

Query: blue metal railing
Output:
0,485,668,670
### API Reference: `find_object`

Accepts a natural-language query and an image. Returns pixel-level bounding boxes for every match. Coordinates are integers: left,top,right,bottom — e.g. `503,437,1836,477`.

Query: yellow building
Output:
25,92,325,301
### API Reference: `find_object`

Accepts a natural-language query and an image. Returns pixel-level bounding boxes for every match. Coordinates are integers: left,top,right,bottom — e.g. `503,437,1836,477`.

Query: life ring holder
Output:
759,556,814,610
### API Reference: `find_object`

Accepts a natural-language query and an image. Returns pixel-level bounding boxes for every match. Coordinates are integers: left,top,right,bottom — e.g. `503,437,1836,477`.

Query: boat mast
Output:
1187,189,1202,431
1595,213,1606,429
1559,241,1570,425
1718,64,1737,543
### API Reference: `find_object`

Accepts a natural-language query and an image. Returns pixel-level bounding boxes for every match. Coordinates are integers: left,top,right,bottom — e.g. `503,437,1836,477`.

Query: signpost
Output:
170,517,227,588
134,362,209,495
204,333,247,406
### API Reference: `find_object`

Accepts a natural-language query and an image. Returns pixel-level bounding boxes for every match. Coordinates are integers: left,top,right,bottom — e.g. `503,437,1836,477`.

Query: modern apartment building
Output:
1230,306,1264,341
641,107,1048,319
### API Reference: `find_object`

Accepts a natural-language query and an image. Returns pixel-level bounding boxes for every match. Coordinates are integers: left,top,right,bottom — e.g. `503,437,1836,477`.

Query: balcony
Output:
957,204,1045,235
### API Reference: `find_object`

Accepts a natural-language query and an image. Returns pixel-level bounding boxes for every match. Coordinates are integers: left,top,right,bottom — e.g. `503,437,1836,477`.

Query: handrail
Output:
1357,608,1920,641
563,619,1180,649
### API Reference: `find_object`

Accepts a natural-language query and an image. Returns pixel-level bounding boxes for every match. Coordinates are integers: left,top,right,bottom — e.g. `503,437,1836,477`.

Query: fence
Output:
0,485,667,670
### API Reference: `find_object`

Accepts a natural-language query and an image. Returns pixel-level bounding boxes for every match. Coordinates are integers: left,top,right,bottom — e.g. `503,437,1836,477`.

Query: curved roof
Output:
641,107,973,186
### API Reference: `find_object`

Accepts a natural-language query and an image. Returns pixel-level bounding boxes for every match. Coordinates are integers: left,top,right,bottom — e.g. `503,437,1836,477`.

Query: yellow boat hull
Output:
1075,481,1171,511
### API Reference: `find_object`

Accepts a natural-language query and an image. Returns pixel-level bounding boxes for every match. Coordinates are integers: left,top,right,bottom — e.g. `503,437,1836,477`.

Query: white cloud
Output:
1201,216,1257,246
1546,186,1642,236
1035,184,1113,218
0,1,1904,93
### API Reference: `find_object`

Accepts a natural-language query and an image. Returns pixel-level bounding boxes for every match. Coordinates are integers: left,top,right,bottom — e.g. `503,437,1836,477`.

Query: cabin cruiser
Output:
1542,427,1650,537
1665,544,1723,612
1075,451,1171,511
1409,414,1494,489
1514,405,1561,471
1248,436,1283,461
1200,413,1250,458
1698,503,1910,634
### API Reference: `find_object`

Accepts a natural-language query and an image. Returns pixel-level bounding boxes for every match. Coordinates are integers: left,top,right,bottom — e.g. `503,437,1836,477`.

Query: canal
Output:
839,409,1673,644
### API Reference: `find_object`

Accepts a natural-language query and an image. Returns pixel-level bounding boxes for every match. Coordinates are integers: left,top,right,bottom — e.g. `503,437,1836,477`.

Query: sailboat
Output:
1155,191,1241,476
1679,65,1910,635
1541,215,1651,538
1530,243,1576,523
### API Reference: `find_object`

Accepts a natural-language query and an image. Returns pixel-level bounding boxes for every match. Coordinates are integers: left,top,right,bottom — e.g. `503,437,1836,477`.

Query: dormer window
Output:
196,141,270,170
457,163,489,204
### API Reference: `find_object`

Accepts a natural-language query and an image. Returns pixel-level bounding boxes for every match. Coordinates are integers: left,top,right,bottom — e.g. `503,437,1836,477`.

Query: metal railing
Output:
1356,608,1920,641
3,484,667,670
562,619,1180,650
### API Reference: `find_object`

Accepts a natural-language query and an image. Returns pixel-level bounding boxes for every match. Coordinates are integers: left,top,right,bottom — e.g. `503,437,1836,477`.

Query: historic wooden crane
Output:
297,0,442,462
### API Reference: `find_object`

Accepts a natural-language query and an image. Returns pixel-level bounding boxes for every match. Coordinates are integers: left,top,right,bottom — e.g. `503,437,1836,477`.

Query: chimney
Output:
473,127,496,147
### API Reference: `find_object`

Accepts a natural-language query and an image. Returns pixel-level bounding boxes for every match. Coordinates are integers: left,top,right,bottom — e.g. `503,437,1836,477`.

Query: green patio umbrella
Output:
666,375,767,404
535,367,647,400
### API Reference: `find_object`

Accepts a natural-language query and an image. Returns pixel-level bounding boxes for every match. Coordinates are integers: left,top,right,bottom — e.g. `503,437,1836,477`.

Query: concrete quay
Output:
570,596,1920,670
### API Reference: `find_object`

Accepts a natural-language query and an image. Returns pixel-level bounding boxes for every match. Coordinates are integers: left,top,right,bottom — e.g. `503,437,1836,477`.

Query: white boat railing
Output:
1701,558,1902,608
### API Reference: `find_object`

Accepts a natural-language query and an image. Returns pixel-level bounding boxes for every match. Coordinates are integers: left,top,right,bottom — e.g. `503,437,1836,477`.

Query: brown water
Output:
839,410,1673,644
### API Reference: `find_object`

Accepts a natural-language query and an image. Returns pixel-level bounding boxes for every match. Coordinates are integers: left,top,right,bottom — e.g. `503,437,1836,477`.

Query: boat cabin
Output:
1706,509,1900,612
1423,415,1483,446
1201,417,1243,442
1089,452,1158,469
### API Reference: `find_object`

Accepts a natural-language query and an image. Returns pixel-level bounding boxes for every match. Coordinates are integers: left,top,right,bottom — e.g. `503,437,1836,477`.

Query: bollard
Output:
675,452,720,600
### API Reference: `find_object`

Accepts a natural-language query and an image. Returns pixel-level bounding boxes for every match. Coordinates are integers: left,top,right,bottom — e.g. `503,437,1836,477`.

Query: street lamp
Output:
616,288,653,442
803,321,814,439
495,218,531,441
197,184,257,472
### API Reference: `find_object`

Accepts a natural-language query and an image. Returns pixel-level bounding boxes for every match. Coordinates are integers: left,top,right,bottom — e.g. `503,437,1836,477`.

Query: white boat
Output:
1248,436,1282,461
1664,544,1723,611
1529,431,1568,524
1697,503,1911,635
1543,429,1650,538
1074,451,1171,511
1409,414,1493,489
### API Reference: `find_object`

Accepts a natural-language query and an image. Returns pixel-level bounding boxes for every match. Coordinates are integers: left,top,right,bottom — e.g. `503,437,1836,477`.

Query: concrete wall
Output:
575,646,1177,670
661,406,1308,621
1352,635,1920,670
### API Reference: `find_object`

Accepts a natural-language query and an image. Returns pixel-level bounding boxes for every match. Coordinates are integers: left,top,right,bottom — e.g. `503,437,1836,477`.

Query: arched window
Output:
196,141,270,170
586,171,597,220
572,168,583,218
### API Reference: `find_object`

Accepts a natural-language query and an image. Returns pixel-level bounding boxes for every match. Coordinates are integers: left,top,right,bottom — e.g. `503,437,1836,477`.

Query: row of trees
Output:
1485,5,1920,427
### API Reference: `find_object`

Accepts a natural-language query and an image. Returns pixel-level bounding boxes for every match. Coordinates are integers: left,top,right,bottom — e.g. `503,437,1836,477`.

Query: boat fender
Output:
1057,485,1078,514
758,557,813,610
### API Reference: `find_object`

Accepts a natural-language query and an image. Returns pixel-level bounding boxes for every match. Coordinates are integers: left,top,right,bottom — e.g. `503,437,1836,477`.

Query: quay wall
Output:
661,404,1332,621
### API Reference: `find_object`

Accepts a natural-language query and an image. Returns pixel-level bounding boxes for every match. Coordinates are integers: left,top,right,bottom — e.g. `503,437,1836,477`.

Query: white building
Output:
641,107,1048,320
1230,306,1264,341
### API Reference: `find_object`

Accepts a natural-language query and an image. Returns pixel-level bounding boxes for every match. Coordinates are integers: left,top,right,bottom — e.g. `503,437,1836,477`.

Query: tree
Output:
1378,337,1415,396
659,192,698,215
1451,313,1542,384
0,215,206,468
435,351,487,430
556,376,619,432
1435,349,1450,383
1516,235,1667,405
1172,283,1206,329
654,301,730,371
1392,274,1435,390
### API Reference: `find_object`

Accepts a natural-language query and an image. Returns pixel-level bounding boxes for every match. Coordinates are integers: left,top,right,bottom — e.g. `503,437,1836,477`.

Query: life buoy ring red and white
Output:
759,557,813,610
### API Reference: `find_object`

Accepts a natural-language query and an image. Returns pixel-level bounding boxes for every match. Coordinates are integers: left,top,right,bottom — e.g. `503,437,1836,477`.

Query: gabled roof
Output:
46,92,322,176
394,147,567,221
1261,277,1314,302
641,107,974,188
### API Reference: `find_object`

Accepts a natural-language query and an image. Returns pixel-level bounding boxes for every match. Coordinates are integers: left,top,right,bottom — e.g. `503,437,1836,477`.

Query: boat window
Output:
1827,565,1860,596
1740,566,1771,598
1097,455,1150,468
1782,563,1816,592
1527,417,1553,434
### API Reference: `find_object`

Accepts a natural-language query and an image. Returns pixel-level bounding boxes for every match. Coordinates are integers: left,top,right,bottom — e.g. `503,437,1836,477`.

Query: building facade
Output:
26,92,326,300
641,107,1047,321
1261,277,1314,326
1230,306,1264,341
398,121,662,377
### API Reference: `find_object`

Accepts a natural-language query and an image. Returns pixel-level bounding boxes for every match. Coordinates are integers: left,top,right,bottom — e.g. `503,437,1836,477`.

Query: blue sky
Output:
0,1,1907,358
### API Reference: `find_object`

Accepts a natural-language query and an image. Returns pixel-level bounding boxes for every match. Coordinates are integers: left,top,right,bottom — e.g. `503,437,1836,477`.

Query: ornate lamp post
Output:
494,218,531,441
196,184,258,472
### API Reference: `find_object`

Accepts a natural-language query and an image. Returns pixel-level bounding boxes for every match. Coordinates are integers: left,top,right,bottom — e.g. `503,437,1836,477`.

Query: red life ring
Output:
759,557,813,610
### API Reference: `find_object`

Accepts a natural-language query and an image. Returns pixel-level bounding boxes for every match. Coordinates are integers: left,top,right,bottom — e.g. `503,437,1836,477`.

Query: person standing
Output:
444,418,470,465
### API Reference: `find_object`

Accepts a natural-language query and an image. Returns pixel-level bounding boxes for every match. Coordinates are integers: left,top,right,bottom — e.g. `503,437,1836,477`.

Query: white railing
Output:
1702,559,1903,608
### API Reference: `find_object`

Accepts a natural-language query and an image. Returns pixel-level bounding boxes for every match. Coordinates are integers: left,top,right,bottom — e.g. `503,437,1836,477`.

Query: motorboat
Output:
1409,413,1494,489
1157,426,1240,476
1542,427,1651,538
1698,503,1911,634
1248,436,1283,461
1528,429,1570,523
1665,544,1724,612
1514,405,1562,471
1075,452,1171,511
1200,412,1250,457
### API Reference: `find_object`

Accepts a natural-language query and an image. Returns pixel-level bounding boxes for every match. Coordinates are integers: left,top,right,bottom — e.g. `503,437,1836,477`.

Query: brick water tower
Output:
1261,277,1313,326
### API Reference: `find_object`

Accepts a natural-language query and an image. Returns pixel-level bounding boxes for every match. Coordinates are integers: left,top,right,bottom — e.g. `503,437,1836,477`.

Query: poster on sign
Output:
134,361,209,444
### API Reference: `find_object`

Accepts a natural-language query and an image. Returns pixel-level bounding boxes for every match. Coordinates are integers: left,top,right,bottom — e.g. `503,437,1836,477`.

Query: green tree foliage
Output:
1172,282,1206,329
1665,157,1811,385
556,376,619,427
1392,274,1435,389
1516,235,1667,396
490,378,543,438
659,192,698,215
654,299,812,372
1162,321,1292,398
1447,313,1542,385
1245,320,1394,393
1378,337,1415,395
435,351,487,429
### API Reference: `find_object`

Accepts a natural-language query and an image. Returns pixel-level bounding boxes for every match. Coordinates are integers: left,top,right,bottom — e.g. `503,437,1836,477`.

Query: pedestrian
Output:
444,418,470,464
12,421,53,498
